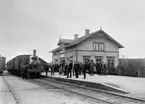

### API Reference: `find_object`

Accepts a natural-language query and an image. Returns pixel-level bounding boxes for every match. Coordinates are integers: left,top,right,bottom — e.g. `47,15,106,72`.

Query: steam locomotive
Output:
7,50,48,77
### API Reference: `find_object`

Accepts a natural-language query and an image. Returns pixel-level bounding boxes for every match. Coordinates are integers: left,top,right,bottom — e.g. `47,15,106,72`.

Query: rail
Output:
2,76,22,104
33,78,145,104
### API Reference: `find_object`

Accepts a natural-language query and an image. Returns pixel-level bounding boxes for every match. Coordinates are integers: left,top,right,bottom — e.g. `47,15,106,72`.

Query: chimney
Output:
33,49,36,57
74,34,78,40
85,29,90,36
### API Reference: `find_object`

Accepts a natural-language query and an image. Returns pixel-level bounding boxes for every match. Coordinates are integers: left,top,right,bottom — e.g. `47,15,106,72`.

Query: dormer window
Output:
93,42,105,51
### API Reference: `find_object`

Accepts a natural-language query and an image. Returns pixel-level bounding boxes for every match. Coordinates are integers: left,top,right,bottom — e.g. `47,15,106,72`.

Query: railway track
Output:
33,77,145,104
2,76,22,104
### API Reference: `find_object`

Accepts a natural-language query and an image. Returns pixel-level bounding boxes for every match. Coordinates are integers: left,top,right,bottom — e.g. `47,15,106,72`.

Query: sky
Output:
0,0,145,62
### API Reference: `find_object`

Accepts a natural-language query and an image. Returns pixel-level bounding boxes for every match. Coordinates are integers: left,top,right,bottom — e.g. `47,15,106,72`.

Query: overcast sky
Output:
0,0,145,62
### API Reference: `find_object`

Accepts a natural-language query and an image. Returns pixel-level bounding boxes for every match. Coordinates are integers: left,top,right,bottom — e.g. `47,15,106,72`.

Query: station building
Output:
51,29,124,67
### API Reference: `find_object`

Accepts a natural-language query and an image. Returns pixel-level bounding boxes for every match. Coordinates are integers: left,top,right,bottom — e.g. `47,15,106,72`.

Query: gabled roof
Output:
51,29,124,52
65,29,124,48
57,39,73,45
50,47,60,52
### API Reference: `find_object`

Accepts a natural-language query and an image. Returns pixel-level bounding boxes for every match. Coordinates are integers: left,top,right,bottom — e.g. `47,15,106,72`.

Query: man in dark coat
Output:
22,65,25,79
44,64,49,76
96,62,101,75
83,61,89,79
99,63,102,75
74,61,79,78
22,64,29,79
67,61,72,78
51,63,55,75
87,60,90,74
90,60,95,76
79,61,83,75
64,63,68,76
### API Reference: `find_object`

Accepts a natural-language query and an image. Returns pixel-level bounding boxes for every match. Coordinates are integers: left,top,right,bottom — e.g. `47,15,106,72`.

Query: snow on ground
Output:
42,72,145,99
0,75,17,104
15,88,96,104
0,92,18,104
0,76,9,91
4,74,102,104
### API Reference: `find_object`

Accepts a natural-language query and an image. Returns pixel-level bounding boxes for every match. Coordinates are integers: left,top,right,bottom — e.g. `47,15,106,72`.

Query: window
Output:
107,57,115,68
83,56,91,63
54,59,58,63
60,48,65,53
93,42,104,51
93,43,96,50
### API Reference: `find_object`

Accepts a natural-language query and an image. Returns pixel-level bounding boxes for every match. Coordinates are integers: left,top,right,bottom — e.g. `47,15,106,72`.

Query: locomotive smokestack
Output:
33,49,36,57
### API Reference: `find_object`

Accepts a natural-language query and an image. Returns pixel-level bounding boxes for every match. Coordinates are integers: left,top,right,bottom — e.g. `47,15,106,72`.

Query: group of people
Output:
21,64,30,79
21,60,109,79
45,60,109,79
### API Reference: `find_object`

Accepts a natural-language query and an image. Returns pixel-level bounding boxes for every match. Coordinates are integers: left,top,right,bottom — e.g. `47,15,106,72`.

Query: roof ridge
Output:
60,38,73,40
65,29,124,48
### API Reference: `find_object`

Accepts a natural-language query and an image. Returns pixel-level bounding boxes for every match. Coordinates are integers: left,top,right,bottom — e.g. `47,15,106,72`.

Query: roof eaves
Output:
65,36,86,48
104,34,124,48
99,30,124,48
57,39,74,46
50,47,60,53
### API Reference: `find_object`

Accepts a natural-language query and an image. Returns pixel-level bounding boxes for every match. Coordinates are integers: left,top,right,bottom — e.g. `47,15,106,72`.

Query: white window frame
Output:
93,42,105,51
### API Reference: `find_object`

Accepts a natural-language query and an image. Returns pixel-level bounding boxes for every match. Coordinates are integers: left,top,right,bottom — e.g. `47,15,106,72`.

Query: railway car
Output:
7,55,30,75
7,50,48,77
0,56,6,75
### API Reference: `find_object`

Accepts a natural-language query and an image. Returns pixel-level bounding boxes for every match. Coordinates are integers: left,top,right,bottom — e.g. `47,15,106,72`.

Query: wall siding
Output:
77,35,118,52
52,34,120,67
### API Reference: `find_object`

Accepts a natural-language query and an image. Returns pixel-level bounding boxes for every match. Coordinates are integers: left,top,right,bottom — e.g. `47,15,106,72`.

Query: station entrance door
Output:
95,56,102,64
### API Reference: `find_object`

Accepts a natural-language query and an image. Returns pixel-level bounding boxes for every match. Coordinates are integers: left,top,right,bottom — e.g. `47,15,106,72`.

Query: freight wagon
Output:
7,50,48,77
0,56,6,75
7,55,30,75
